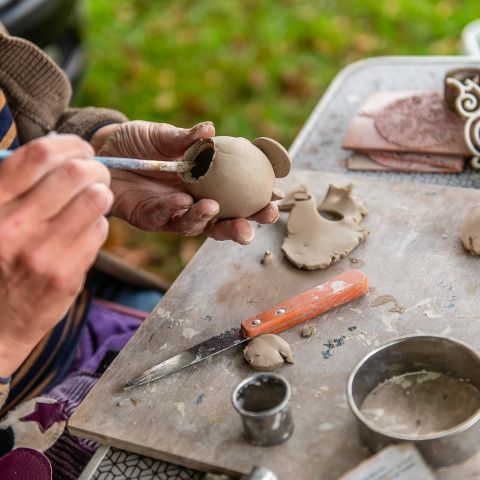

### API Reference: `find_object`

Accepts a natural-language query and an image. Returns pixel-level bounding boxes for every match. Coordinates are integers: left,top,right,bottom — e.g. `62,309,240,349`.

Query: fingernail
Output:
240,229,255,244
202,207,219,220
193,121,215,136
272,211,280,223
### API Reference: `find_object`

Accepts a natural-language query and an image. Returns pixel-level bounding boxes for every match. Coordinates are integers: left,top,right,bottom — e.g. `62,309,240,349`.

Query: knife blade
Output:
124,270,368,389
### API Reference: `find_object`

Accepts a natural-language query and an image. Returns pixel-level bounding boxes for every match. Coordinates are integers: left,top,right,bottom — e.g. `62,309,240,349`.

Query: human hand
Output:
91,121,279,244
0,135,113,376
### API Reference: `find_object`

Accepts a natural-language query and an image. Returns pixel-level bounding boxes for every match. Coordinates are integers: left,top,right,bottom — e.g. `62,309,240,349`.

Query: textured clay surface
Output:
243,334,293,371
282,184,368,270
375,92,465,150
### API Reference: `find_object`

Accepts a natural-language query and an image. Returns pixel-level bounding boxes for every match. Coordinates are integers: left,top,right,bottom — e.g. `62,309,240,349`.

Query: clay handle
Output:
241,270,368,338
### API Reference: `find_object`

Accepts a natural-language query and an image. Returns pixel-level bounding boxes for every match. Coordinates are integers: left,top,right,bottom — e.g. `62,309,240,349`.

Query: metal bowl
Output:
347,335,480,467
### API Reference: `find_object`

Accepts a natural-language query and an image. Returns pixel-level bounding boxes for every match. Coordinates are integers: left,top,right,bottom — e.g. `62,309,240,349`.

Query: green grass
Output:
75,0,479,283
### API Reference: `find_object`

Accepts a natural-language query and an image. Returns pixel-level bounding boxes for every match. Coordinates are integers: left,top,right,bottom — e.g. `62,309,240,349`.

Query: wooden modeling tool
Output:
125,270,369,389
0,149,194,173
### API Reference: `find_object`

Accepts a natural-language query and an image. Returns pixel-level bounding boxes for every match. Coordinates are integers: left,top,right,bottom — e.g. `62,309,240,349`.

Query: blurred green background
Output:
75,0,479,285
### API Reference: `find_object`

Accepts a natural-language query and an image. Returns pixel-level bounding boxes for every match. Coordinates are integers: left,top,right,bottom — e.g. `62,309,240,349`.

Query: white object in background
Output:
446,77,480,169
462,19,480,56
338,444,436,480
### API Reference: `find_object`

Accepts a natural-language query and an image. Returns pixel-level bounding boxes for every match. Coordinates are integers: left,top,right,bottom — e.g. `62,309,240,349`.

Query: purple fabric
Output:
67,300,142,374
19,400,68,433
42,300,143,479
0,448,52,480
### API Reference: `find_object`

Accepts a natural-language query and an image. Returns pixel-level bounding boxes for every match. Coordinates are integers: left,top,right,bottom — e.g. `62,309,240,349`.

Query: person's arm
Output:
0,24,127,145
0,134,112,379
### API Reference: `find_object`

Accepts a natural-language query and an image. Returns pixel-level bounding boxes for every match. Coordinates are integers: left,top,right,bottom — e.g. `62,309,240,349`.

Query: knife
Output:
124,270,368,389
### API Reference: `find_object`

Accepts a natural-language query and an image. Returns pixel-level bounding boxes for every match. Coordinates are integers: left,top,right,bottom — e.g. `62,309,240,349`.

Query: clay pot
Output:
181,136,291,218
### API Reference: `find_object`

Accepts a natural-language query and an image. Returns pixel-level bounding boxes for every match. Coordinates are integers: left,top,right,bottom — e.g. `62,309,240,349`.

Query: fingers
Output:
59,216,110,290
115,190,195,231
14,159,110,221
0,135,94,204
163,199,219,235
30,215,110,301
204,202,279,244
48,183,114,242
149,121,215,157
248,202,280,224
206,218,255,245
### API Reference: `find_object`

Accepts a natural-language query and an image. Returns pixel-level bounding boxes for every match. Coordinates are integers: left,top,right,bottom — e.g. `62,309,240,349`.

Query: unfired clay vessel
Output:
460,205,480,255
243,334,293,371
282,184,368,270
182,136,291,218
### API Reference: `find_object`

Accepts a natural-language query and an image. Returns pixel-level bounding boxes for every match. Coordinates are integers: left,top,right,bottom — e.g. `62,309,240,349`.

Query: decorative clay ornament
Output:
182,136,291,218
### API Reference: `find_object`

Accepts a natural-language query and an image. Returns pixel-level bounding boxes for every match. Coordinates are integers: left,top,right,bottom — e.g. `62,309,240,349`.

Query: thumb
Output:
151,121,215,157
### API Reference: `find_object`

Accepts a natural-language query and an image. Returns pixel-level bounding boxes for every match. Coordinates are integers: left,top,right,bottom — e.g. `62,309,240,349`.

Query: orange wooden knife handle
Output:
241,270,368,338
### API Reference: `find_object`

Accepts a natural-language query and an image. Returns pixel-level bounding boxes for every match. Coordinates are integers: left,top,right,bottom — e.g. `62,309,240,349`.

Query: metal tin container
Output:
232,373,294,446
347,335,480,467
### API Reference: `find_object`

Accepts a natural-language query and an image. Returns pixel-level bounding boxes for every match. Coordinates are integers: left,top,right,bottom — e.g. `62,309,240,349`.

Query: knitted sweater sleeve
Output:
0,25,127,143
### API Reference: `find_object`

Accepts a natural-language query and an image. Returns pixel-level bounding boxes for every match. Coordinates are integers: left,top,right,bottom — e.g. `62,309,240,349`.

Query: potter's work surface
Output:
70,168,480,479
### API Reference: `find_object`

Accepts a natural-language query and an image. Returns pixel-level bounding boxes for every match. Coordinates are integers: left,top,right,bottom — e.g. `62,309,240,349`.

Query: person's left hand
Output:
90,121,279,244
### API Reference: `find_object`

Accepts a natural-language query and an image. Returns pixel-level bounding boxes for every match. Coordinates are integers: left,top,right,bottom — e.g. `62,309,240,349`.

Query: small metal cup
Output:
232,373,294,446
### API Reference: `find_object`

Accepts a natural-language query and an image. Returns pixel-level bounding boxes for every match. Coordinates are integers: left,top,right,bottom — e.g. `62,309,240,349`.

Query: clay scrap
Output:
243,334,293,371
281,184,368,270
260,250,273,265
301,325,317,338
460,205,480,255
182,136,291,218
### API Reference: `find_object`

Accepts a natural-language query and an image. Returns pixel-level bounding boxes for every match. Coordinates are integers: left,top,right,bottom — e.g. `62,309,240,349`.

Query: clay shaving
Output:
282,184,368,270
260,251,273,265
243,334,293,371
460,205,480,255
301,325,317,338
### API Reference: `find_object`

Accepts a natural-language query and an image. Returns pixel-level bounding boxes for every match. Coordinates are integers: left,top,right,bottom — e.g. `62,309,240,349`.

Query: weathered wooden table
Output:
74,56,480,480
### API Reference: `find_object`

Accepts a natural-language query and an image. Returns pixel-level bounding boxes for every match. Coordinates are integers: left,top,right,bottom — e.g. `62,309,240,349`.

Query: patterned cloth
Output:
0,88,19,149
0,300,151,479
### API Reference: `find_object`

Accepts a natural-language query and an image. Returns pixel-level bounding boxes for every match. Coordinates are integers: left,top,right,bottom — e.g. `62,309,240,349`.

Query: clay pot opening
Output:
319,210,344,221
189,146,215,180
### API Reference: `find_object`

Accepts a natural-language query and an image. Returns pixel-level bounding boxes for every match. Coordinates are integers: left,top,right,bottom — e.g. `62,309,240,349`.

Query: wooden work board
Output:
69,169,480,479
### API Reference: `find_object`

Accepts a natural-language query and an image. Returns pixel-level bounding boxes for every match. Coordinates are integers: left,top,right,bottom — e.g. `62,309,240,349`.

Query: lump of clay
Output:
282,184,368,270
243,334,293,371
460,205,480,254
182,136,291,219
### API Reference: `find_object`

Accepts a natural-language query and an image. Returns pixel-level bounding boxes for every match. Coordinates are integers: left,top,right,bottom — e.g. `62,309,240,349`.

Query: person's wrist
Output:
0,336,37,376
89,123,122,153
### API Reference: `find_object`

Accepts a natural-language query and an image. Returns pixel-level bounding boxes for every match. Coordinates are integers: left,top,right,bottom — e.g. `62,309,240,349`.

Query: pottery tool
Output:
0,149,194,173
124,269,368,389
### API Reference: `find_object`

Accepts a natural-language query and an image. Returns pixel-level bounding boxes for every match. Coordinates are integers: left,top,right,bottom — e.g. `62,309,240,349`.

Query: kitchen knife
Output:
124,270,368,389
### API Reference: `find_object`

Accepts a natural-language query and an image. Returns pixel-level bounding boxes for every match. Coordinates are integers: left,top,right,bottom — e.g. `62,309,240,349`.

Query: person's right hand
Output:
0,135,113,377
